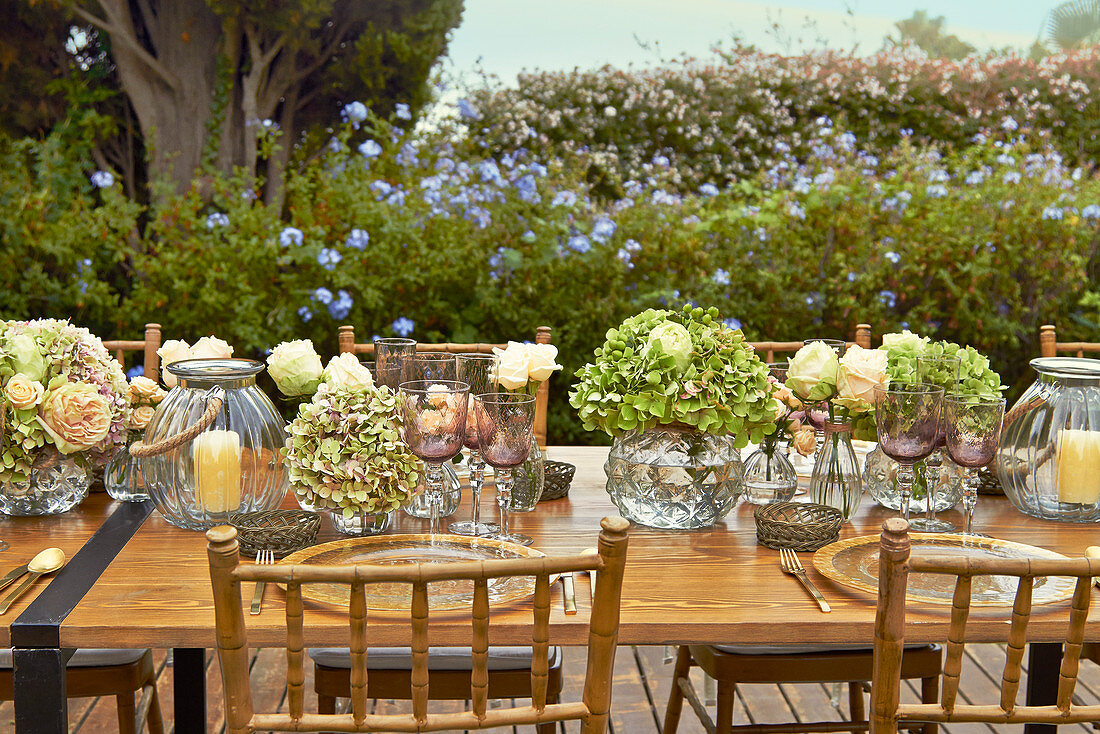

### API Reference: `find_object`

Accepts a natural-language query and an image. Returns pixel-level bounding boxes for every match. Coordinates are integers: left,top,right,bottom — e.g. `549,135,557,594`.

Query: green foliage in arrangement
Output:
569,305,777,444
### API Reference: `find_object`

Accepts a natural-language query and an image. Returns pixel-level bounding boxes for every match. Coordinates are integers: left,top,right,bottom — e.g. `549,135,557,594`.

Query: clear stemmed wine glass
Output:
449,354,500,537
944,394,1006,536
398,380,469,536
374,338,415,390
911,354,962,532
401,353,457,383
475,392,537,546
874,383,945,524
804,337,846,357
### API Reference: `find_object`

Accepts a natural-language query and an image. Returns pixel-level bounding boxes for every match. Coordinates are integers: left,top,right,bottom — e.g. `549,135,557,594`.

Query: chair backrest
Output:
1039,324,1100,358
101,323,162,378
338,325,554,447
748,323,872,363
207,516,629,734
869,518,1100,732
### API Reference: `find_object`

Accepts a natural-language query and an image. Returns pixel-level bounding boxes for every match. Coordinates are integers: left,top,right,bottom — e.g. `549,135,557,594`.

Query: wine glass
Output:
374,338,415,390
874,383,944,524
944,394,1006,536
449,354,499,537
398,380,469,536
475,393,537,546
911,354,962,532
401,353,457,383
804,337,846,357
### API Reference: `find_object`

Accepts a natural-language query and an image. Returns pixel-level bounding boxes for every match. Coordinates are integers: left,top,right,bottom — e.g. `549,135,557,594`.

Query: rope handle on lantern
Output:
129,387,225,458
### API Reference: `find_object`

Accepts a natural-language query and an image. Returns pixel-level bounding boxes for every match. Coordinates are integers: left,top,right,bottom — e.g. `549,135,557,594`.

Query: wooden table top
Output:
2,445,1098,650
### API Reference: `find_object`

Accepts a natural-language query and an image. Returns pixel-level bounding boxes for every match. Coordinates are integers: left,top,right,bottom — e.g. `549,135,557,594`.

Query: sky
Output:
443,0,1051,86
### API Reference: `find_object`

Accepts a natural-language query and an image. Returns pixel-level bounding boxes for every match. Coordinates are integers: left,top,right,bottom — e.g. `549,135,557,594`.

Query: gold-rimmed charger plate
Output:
813,533,1077,606
280,534,550,611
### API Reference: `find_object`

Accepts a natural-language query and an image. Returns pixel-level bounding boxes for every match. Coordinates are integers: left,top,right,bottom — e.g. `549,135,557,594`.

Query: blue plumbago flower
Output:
813,169,836,187
787,202,806,220
489,247,506,280
436,157,456,173
897,191,912,203
858,152,879,167
814,115,832,129
567,234,591,254
742,205,760,217
328,290,353,320
297,306,313,323
551,190,577,207
928,169,949,183
242,188,257,200
965,170,987,185
997,153,1015,166
392,316,415,337
529,162,548,177
467,206,492,229
478,159,503,184
457,98,480,121
699,183,719,196
900,127,914,137
651,190,681,206
386,188,407,207
279,227,304,247
723,317,742,330
972,132,987,144
395,103,411,121
623,238,641,253
328,137,343,154
513,174,540,204
1003,171,1022,184
317,248,342,270
311,287,333,305
1042,205,1064,220
1081,204,1100,219
342,101,368,126
76,258,92,274
591,216,616,243
206,212,229,229
346,229,369,249
878,290,897,308
791,176,811,194
925,184,948,198
90,171,114,188
126,365,144,380
805,292,820,307
847,271,857,282
652,154,670,167
881,196,898,212
500,153,516,169
624,180,643,197
521,230,537,243
371,180,393,198
884,251,901,264
395,142,418,167
837,131,857,150
616,248,634,269
755,227,768,242
774,141,791,153
1002,117,1019,132
713,268,731,286
810,143,834,159
358,140,383,159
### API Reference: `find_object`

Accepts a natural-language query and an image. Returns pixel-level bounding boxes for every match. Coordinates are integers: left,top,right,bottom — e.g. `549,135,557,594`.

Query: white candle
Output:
193,429,242,513
1056,429,1100,504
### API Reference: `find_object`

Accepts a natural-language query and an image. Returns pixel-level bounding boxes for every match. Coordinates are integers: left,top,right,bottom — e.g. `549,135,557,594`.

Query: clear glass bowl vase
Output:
864,446,964,514
0,447,91,516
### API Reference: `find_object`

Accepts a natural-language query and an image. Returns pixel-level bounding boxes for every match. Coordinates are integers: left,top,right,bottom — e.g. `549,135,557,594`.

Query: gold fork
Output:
779,548,830,613
250,549,274,615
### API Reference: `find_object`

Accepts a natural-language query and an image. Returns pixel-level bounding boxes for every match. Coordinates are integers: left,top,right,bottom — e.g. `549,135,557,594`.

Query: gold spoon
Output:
0,548,66,615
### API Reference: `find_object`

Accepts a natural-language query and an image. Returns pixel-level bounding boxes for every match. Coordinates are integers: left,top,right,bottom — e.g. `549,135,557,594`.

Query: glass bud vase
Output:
742,444,798,505
809,420,863,520
510,437,545,512
105,432,151,502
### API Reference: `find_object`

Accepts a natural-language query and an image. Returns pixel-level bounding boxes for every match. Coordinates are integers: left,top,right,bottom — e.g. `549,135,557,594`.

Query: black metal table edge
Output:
11,499,154,734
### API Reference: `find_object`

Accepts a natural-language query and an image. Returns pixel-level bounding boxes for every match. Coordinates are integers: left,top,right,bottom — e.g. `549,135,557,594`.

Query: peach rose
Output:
792,427,817,457
36,382,112,454
130,405,156,431
157,339,192,388
835,344,888,413
128,376,161,401
5,374,44,410
190,336,234,359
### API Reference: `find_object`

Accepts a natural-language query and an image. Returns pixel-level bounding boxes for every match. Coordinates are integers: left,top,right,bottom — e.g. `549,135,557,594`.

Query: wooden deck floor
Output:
3,644,1100,733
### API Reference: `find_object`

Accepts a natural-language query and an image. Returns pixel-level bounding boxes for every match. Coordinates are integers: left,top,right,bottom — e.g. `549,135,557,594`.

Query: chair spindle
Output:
940,574,971,713
411,580,430,724
999,576,1034,713
1056,575,1093,711
286,582,305,720
471,578,490,718
349,581,369,724
532,572,551,711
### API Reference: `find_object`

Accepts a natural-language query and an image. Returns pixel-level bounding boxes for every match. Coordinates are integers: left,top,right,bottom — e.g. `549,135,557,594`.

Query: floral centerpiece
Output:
571,304,776,528
157,336,235,388
0,319,130,515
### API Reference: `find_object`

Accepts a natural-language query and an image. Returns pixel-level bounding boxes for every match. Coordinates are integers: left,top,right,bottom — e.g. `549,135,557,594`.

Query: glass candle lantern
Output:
136,359,289,530
996,357,1100,523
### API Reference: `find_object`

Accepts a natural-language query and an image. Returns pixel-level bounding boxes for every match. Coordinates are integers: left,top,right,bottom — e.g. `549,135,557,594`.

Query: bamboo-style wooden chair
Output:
748,323,872,362
870,518,1100,732
102,323,162,378
206,516,630,734
1039,324,1100,358
338,325,554,447
0,648,163,734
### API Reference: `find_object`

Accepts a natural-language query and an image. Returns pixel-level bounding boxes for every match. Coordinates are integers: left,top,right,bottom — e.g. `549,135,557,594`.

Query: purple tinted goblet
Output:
911,354,962,532
450,354,499,537
874,383,944,525
475,393,537,546
944,394,1006,536
401,353,457,383
398,380,469,536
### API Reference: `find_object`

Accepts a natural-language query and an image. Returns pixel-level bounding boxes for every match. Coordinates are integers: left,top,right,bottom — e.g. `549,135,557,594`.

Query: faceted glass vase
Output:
742,445,798,505
510,437,545,512
864,446,964,515
104,432,151,502
604,425,743,529
0,447,91,516
330,509,393,536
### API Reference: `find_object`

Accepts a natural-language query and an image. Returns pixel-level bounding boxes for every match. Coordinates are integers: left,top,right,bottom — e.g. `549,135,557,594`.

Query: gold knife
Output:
561,574,577,616
0,563,29,594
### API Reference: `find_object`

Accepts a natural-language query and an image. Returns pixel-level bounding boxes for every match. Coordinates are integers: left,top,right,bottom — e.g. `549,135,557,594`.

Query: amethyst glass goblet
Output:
874,383,944,525
475,393,537,546
398,380,469,536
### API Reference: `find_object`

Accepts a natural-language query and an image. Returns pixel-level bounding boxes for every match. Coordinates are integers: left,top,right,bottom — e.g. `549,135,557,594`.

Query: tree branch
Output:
70,3,181,90
290,18,354,86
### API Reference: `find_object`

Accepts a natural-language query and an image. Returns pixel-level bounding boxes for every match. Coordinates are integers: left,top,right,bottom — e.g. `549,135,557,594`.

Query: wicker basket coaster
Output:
228,510,321,558
539,461,577,502
976,467,1004,496
754,502,843,552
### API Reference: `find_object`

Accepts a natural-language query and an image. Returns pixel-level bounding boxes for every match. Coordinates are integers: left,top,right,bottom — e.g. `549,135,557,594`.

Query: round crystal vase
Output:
139,359,289,530
401,465,461,519
0,447,91,516
809,420,864,520
742,443,798,505
104,432,151,502
330,509,394,536
510,437,545,512
864,446,964,514
604,424,743,530
996,357,1100,523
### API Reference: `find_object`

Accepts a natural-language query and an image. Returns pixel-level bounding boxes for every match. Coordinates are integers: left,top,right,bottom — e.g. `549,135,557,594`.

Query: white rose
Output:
322,353,374,392
835,344,889,412
190,336,234,359
492,342,530,391
156,340,192,388
526,343,562,382
786,341,840,402
267,339,323,397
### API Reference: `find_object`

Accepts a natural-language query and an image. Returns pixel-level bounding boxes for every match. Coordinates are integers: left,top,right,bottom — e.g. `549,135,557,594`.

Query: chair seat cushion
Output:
0,648,147,668
712,644,930,655
310,646,562,671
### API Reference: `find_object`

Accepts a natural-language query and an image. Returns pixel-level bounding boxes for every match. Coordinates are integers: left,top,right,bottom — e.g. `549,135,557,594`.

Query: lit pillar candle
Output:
193,429,242,513
1056,429,1100,504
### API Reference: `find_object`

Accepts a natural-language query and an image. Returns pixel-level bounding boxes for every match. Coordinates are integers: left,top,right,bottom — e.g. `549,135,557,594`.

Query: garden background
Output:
2,1,1099,445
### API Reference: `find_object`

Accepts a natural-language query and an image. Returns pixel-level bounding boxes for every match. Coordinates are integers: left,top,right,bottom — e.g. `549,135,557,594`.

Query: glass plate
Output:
279,533,549,611
812,533,1077,606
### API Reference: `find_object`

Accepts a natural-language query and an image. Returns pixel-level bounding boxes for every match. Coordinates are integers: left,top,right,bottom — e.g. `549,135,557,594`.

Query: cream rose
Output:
785,341,840,402
157,339,193,388
792,427,817,457
36,382,112,454
130,405,156,431
322,353,374,392
267,339,323,397
190,336,234,359
128,375,161,401
491,343,530,391
526,343,562,382
835,344,888,412
5,374,44,410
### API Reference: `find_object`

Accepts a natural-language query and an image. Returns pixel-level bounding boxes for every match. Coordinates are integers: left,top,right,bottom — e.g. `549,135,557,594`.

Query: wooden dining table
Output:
2,444,1098,733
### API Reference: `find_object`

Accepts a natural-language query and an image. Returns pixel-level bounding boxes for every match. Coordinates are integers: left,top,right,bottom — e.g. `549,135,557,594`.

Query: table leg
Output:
1024,642,1061,734
174,647,207,733
13,647,69,733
